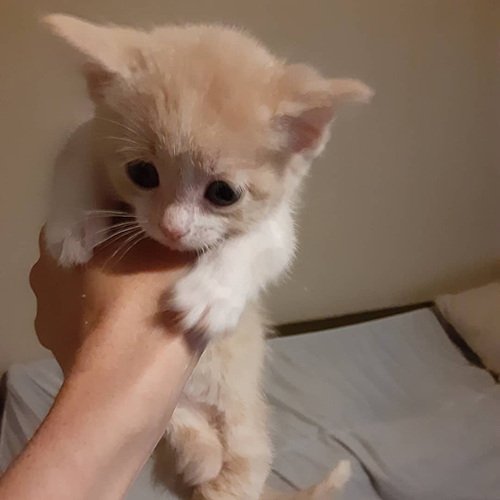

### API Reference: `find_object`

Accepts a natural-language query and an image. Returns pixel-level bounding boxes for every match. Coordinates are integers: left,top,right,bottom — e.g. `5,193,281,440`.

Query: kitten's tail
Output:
263,460,351,500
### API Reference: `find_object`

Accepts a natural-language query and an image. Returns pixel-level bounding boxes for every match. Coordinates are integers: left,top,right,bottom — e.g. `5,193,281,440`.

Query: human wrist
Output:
69,314,197,423
28,326,199,500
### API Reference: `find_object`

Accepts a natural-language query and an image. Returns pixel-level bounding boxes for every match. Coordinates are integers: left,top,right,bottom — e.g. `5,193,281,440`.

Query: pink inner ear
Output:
282,106,335,153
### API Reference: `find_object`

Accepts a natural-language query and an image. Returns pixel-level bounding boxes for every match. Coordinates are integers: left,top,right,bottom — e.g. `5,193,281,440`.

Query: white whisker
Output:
94,220,140,237
104,136,142,145
94,117,148,143
101,229,143,268
116,146,144,154
113,231,147,266
70,212,143,234
84,209,132,216
92,225,141,252
104,137,145,153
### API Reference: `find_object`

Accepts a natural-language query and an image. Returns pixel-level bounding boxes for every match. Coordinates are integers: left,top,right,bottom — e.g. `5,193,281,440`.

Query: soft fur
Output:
44,14,371,499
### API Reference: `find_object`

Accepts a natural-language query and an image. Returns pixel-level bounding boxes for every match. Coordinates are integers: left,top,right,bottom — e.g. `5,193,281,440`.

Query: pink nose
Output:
159,225,187,241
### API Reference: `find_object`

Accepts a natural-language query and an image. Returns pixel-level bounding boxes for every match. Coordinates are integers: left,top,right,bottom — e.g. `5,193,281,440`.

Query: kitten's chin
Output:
143,224,225,253
149,233,215,254
150,235,188,252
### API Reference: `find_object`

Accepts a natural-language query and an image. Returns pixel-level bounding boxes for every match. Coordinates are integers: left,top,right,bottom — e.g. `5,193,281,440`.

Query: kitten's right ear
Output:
275,64,373,157
43,14,142,101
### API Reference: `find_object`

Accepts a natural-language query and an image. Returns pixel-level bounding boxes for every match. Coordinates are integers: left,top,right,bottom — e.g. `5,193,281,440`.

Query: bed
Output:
1,308,499,499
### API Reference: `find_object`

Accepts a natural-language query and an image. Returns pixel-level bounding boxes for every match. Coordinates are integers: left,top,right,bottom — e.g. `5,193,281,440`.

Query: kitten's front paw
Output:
44,216,106,267
169,270,246,342
44,230,93,267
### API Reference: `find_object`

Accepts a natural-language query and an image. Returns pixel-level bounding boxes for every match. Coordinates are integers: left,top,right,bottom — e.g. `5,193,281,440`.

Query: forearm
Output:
0,319,197,500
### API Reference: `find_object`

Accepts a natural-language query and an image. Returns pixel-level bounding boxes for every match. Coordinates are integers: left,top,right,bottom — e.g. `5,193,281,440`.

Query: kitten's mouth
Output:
157,237,187,252
153,232,218,255
148,227,192,252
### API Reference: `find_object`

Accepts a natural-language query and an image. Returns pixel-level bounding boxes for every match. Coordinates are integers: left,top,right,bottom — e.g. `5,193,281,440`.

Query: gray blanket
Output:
1,309,499,499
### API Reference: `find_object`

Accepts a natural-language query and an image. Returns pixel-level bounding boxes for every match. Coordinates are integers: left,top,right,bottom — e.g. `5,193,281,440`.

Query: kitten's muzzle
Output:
159,225,188,242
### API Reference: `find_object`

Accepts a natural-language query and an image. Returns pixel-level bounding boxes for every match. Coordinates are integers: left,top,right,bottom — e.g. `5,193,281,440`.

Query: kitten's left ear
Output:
276,64,373,156
43,14,144,101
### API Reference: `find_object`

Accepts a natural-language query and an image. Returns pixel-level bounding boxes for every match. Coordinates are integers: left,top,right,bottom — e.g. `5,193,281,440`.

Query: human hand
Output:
0,232,200,500
30,228,196,375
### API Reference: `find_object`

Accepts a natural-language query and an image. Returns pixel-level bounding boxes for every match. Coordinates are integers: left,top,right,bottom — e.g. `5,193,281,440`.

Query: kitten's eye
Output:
127,161,159,189
205,181,241,207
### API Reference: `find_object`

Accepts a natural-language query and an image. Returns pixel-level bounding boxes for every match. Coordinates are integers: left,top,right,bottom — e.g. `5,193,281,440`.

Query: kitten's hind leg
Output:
167,405,224,487
193,408,271,500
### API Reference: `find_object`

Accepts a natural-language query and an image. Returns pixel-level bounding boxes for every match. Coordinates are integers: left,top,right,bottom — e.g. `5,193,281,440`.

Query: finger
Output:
29,228,46,293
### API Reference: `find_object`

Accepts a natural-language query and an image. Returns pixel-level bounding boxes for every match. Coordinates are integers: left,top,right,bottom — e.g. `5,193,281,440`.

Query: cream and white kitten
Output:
44,14,371,499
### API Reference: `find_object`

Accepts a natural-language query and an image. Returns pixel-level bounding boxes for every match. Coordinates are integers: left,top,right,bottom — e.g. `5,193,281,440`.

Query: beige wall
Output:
1,0,499,373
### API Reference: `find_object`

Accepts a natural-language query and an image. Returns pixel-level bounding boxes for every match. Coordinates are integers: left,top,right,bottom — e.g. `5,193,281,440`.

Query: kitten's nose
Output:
159,225,188,241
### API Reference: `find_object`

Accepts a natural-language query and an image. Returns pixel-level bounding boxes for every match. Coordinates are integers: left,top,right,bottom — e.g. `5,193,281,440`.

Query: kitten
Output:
44,14,371,499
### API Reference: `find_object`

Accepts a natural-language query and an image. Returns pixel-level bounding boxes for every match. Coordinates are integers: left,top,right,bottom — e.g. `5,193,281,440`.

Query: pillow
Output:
436,282,500,375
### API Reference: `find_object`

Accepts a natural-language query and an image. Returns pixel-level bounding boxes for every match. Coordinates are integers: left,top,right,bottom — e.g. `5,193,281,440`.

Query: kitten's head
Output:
45,14,372,251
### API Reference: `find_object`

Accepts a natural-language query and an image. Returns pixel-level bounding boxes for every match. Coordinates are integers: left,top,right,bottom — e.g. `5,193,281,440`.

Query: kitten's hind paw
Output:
177,437,223,486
